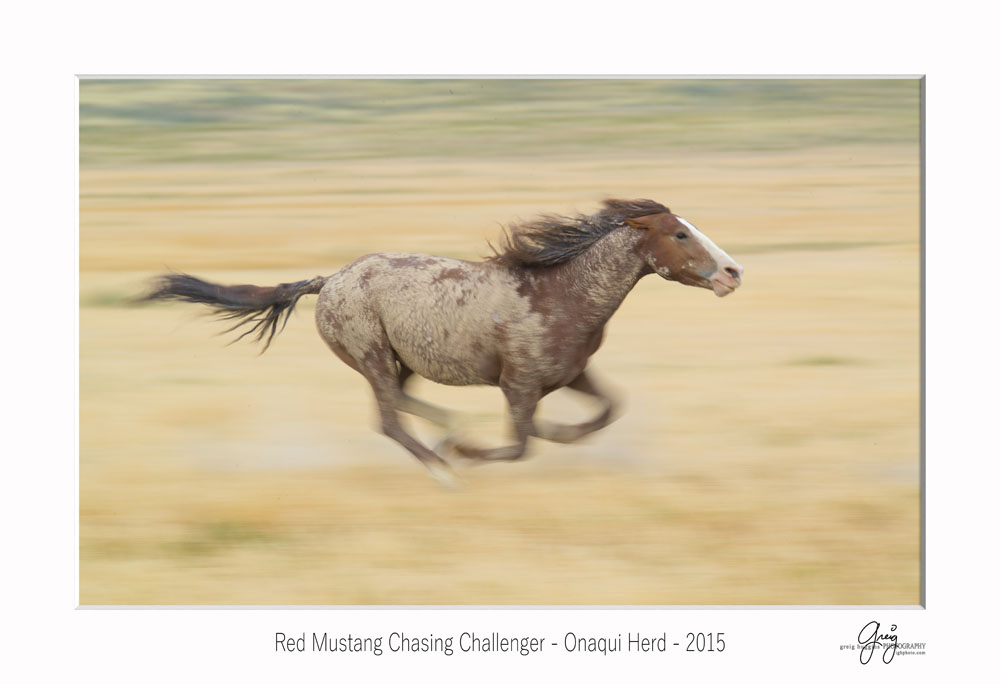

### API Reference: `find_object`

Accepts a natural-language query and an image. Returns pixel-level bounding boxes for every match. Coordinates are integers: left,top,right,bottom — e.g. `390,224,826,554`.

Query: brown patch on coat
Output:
431,267,469,284
387,255,435,269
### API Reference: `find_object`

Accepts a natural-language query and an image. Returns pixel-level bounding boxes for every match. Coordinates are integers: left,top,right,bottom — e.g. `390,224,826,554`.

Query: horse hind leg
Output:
395,364,460,430
377,400,457,487
395,365,498,462
532,370,620,444
357,346,457,486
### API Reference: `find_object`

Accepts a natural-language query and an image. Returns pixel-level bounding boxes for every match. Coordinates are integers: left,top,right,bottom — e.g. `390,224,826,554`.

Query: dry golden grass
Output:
80,145,920,605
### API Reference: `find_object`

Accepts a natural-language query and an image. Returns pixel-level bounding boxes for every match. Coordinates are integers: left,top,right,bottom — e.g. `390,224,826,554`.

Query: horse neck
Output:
543,226,647,327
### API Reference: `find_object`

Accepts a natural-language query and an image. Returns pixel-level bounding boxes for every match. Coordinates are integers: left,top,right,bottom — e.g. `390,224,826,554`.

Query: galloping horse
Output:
144,199,743,481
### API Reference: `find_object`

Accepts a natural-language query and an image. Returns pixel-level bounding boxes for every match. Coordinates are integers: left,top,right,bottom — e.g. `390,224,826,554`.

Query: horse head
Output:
625,211,744,297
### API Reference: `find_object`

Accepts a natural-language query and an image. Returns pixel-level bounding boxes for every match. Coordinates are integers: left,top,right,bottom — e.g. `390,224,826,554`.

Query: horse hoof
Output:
427,463,460,489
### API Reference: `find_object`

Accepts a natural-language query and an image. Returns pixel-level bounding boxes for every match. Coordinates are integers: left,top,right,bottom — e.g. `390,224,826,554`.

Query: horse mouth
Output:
711,279,738,297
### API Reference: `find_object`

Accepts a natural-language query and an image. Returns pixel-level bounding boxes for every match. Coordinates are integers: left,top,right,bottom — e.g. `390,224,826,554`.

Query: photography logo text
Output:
838,621,926,664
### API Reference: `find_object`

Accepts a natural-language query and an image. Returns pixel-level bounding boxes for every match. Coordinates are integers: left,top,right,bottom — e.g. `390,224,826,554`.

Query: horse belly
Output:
377,285,497,386
385,313,493,386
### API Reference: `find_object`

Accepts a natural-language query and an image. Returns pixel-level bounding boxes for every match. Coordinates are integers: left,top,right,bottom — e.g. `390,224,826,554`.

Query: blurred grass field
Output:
79,79,921,605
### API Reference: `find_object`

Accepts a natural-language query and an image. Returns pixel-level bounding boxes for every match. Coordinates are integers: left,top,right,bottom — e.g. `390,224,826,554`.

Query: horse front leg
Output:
444,384,539,462
532,370,620,444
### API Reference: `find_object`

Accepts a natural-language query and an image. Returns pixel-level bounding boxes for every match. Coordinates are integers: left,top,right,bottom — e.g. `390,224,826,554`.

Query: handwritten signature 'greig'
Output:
858,621,898,664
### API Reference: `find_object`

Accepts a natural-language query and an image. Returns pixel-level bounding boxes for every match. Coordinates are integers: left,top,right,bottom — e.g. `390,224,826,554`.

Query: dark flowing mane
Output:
488,198,670,268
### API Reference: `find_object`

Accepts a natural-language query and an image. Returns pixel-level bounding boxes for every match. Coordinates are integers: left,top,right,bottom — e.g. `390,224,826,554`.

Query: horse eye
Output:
676,231,688,239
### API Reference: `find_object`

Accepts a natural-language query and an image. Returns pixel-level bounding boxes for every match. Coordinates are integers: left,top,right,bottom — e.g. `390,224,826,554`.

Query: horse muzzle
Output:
710,265,743,298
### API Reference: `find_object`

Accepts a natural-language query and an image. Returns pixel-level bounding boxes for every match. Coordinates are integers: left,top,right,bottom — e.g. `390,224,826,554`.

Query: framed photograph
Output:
79,77,921,608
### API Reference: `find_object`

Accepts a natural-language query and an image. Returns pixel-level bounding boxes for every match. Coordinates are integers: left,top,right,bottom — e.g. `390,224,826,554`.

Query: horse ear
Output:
625,216,655,230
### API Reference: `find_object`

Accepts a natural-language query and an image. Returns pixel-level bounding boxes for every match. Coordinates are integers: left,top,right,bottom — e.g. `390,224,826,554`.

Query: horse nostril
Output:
725,266,742,281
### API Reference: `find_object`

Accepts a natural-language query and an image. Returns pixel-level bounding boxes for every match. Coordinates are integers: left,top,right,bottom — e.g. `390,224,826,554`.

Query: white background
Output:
3,1,997,681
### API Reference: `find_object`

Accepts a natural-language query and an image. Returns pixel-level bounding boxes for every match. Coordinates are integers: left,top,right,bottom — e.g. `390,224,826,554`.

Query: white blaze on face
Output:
675,217,737,269
676,216,743,296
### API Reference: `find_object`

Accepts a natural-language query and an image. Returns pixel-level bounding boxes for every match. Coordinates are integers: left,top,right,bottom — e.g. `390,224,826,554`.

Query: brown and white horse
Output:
144,199,743,482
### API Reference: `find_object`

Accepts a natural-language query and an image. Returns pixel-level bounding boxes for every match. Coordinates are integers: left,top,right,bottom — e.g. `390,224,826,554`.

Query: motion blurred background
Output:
79,79,920,604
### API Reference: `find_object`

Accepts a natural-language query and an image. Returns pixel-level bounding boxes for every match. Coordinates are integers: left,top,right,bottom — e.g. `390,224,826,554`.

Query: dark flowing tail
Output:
141,273,328,351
